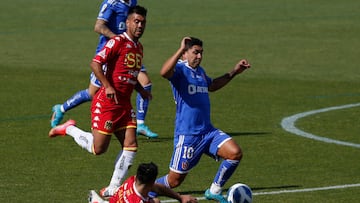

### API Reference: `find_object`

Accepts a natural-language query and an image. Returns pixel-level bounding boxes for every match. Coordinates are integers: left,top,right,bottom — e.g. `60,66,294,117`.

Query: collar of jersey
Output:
123,32,138,46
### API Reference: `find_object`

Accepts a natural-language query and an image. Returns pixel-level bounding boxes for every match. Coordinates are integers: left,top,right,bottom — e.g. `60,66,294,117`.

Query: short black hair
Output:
136,162,158,184
128,5,147,17
185,37,203,51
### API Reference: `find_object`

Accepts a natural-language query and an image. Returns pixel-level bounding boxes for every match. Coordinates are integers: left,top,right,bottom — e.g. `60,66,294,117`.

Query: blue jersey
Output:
168,60,215,135
95,0,137,53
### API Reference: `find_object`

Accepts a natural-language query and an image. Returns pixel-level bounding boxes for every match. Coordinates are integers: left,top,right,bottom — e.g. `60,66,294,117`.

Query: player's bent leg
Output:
92,130,112,155
149,171,187,198
50,86,95,128
205,139,242,203
136,71,158,138
166,170,187,188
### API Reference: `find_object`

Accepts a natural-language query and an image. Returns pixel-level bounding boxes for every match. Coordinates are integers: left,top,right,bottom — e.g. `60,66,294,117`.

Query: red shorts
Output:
91,89,136,135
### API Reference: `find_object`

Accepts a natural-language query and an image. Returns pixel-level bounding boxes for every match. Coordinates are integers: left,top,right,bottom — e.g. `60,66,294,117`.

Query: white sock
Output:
66,126,93,153
109,150,136,188
137,120,144,125
60,105,65,113
210,183,222,194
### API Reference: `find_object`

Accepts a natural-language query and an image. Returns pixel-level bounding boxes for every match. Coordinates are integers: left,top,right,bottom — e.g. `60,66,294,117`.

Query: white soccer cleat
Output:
88,190,108,203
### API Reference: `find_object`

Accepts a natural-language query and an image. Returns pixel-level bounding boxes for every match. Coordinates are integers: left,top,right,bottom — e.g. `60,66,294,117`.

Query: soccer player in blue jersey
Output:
154,37,251,203
50,0,157,138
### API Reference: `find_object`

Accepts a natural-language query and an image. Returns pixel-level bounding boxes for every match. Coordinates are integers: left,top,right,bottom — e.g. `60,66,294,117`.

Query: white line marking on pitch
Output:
253,183,360,195
281,103,360,148
161,183,360,202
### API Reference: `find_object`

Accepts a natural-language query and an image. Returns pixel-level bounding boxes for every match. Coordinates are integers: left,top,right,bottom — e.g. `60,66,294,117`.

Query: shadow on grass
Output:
227,131,272,137
135,131,272,142
180,185,300,195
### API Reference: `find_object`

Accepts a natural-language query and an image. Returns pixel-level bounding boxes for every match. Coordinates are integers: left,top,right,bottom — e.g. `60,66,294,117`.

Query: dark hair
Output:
185,37,203,51
136,162,158,184
128,5,147,17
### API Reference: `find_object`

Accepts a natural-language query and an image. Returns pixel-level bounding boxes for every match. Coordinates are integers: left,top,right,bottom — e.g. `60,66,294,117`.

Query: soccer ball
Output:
227,183,252,203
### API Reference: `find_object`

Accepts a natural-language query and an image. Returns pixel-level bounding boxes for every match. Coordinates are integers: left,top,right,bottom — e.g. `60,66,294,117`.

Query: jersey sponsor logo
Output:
188,84,208,95
118,22,126,32
125,52,142,69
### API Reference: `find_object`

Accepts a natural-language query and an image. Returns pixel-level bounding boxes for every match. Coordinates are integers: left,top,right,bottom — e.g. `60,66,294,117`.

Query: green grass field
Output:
1,0,359,202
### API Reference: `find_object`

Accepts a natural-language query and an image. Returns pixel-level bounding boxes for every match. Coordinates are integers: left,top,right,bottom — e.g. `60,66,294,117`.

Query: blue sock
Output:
213,159,240,187
148,175,169,198
62,89,92,112
136,84,151,122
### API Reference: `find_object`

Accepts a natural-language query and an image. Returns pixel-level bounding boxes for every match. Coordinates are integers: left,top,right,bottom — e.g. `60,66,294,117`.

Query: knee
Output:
167,174,186,188
168,178,183,188
232,147,243,161
92,145,107,155
223,146,243,161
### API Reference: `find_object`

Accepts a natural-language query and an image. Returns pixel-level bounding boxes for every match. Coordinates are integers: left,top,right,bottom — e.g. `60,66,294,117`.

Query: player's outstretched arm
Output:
208,59,251,92
152,183,197,203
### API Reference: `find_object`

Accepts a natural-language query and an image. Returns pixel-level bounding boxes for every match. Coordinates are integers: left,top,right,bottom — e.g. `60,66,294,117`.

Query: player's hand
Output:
105,86,118,104
234,59,251,74
180,37,191,52
180,195,198,203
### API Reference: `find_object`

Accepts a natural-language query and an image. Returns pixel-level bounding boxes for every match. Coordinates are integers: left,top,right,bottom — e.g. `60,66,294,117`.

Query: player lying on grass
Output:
88,162,198,203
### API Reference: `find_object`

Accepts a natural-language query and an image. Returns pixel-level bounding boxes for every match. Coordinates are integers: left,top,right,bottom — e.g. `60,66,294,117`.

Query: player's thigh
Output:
92,129,111,154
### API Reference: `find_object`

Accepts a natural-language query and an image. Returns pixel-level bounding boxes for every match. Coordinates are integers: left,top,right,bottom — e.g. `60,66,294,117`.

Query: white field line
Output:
253,183,360,196
160,183,360,202
281,103,360,148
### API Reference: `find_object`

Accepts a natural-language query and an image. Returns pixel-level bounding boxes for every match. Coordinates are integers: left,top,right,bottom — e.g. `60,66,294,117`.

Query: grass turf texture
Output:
1,0,359,202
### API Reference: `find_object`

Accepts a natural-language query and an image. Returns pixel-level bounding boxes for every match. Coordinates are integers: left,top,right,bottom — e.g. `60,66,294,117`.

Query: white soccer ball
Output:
227,183,253,203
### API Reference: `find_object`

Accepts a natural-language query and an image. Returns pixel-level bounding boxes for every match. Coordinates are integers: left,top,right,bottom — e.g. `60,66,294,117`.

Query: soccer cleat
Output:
48,119,76,138
205,189,228,203
88,190,105,203
136,123,158,138
100,186,118,199
50,104,64,128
